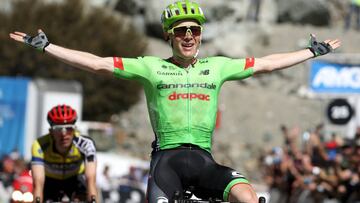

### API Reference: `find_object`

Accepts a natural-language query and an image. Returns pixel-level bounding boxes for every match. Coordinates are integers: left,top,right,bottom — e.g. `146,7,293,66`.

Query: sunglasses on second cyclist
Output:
168,25,203,38
51,124,76,134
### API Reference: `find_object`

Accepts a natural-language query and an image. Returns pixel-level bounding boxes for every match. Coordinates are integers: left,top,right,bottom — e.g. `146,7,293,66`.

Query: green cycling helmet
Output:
161,0,206,31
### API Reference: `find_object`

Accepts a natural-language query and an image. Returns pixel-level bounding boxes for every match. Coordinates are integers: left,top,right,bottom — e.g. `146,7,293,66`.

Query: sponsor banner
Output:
310,60,360,93
0,77,29,157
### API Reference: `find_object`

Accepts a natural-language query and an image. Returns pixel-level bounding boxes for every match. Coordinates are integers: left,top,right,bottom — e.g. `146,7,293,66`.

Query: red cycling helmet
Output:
47,105,77,126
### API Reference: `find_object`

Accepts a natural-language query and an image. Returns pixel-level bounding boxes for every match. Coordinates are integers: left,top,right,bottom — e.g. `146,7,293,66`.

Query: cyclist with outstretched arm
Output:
10,1,340,202
31,105,97,202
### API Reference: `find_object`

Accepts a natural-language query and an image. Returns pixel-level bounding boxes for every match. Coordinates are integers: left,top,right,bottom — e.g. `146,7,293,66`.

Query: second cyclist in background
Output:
31,105,97,202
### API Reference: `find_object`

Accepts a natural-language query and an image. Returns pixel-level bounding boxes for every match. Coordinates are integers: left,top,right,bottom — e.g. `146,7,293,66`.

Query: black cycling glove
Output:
308,34,332,57
23,31,50,52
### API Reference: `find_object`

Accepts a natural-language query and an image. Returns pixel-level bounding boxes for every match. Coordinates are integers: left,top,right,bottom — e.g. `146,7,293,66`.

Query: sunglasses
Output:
168,25,203,37
51,124,76,133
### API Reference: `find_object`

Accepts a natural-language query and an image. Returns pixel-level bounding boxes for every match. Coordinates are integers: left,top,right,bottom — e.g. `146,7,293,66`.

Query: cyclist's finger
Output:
38,29,43,33
325,40,340,50
14,31,27,36
9,32,26,42
330,40,341,49
327,39,339,45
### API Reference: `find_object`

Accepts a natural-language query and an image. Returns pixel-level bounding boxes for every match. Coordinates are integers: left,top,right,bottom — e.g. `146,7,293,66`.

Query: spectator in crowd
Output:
12,159,33,199
118,166,146,203
307,124,329,168
0,156,15,189
324,133,340,162
97,165,112,202
0,153,31,203
0,155,16,202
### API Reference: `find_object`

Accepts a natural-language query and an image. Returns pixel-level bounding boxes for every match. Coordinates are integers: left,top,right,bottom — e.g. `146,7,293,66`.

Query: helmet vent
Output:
166,9,171,18
182,4,187,14
175,9,180,15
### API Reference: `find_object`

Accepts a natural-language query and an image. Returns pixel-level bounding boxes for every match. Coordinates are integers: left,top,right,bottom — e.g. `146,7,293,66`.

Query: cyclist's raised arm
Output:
31,164,45,203
9,29,113,76
252,34,341,75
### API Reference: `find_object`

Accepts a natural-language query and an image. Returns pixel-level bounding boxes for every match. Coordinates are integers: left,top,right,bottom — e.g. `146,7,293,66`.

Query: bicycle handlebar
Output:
89,195,96,203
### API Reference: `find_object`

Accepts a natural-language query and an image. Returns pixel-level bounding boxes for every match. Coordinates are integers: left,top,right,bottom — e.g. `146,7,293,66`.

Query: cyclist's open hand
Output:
9,29,50,52
308,34,341,57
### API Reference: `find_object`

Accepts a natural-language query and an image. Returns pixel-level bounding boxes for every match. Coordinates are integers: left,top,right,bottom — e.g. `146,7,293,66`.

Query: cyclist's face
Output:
50,125,75,149
169,20,202,60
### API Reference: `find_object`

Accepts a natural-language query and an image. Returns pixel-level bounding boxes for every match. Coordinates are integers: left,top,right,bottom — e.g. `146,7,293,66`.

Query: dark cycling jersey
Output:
113,56,254,152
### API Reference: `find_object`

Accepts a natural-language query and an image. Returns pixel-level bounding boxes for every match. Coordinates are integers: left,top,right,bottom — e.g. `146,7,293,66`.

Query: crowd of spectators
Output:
0,149,148,203
0,150,32,202
97,165,148,203
260,124,360,203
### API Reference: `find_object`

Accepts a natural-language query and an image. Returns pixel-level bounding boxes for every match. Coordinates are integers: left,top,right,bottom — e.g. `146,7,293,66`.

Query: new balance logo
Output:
200,69,210,75
231,171,245,178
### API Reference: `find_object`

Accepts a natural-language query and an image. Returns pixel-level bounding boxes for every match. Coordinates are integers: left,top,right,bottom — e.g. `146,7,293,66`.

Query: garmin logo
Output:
157,71,183,76
312,66,360,89
157,83,216,90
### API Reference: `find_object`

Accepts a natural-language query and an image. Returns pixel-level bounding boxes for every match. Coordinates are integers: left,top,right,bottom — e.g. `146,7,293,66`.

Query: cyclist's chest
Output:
45,146,83,163
150,62,221,94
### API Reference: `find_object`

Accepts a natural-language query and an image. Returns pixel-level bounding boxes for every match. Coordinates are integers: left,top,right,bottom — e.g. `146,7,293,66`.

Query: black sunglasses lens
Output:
173,26,201,36
190,26,201,35
173,27,188,36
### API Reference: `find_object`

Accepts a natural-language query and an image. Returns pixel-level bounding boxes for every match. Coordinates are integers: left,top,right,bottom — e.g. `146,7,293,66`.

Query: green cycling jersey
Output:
113,56,254,152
